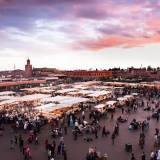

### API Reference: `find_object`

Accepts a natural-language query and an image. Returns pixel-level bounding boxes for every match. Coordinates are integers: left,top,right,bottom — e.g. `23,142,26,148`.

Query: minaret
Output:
25,58,32,77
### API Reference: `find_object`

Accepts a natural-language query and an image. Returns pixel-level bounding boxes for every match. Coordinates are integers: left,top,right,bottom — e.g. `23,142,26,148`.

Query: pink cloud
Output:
0,0,160,52
77,33,160,51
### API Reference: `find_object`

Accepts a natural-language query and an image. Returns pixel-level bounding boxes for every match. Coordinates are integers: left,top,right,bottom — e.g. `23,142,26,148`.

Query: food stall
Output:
56,88,78,96
117,95,134,106
36,96,90,118
93,104,106,113
22,87,55,94
106,100,118,110
0,91,16,96
86,90,112,102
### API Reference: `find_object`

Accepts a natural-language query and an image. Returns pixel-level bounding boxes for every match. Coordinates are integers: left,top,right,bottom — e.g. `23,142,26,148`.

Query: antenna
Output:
13,64,16,78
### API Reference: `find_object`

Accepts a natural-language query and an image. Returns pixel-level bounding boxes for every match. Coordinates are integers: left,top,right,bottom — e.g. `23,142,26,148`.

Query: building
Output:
0,80,46,91
25,58,32,77
112,67,160,81
32,68,60,77
0,69,24,79
64,70,112,80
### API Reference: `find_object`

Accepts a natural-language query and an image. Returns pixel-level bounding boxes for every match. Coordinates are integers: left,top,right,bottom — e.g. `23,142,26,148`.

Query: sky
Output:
0,0,160,70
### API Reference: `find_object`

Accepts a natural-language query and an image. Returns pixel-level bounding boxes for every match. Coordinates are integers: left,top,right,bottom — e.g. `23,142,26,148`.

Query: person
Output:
50,157,54,160
10,137,14,149
154,134,158,148
141,152,146,160
103,153,108,160
155,128,159,135
28,150,32,160
35,135,38,145
52,139,56,155
114,123,119,135
64,124,67,135
150,151,155,160
139,133,145,149
19,137,24,152
57,143,61,155
122,108,124,114
157,150,160,160
14,134,18,144
111,113,114,120
95,127,98,139
63,149,67,160
111,133,115,145
82,111,85,120
45,139,48,151
157,114,159,122
102,126,106,137
73,130,77,140
48,149,51,160
131,153,136,160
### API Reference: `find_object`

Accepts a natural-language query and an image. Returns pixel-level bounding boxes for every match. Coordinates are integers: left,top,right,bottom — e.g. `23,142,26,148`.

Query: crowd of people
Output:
0,86,160,160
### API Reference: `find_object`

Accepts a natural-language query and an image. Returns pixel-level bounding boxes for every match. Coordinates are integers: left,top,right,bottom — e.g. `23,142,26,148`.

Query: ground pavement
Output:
0,105,159,160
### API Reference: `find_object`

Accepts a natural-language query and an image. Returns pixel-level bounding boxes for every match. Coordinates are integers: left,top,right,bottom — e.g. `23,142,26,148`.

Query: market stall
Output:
106,100,118,110
0,91,16,96
117,95,135,106
93,104,106,113
86,90,112,102
36,96,90,118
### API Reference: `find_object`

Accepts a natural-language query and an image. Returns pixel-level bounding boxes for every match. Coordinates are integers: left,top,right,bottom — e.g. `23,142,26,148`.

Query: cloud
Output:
0,0,160,52
77,34,160,51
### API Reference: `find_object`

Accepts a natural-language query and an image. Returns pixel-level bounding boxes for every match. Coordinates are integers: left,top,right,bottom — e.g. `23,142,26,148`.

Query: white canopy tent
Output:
0,91,16,96
106,100,117,109
87,91,112,98
17,94,51,102
36,96,89,113
56,88,78,94
94,104,106,109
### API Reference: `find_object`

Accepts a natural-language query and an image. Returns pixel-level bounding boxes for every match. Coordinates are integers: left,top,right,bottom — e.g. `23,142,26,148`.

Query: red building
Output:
0,80,46,91
65,70,112,79
112,68,160,80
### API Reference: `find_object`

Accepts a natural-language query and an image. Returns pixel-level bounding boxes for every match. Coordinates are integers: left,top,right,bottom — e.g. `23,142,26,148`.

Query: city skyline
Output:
1,0,160,70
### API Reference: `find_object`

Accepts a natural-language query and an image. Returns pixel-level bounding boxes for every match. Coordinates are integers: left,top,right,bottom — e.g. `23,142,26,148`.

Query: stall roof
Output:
22,87,55,93
131,93,138,96
35,103,56,112
0,95,15,101
0,91,15,96
17,94,51,102
94,104,106,109
114,87,124,89
87,90,112,97
123,95,134,99
106,100,117,105
56,88,78,94
0,94,51,106
0,80,46,87
117,97,127,101
117,95,134,101
41,96,89,104
37,96,89,112
73,85,89,89
0,99,17,106
77,90,93,95
93,86,113,90
74,81,101,86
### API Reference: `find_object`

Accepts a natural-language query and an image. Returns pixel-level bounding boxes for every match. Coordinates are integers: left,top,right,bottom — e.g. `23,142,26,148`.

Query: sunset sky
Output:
0,0,160,70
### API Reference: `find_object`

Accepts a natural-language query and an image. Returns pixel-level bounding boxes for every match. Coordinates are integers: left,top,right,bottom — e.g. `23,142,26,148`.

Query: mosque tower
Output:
25,58,32,77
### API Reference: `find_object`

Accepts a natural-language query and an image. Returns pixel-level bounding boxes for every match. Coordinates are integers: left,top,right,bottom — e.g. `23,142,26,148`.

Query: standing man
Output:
141,152,146,160
111,133,115,145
